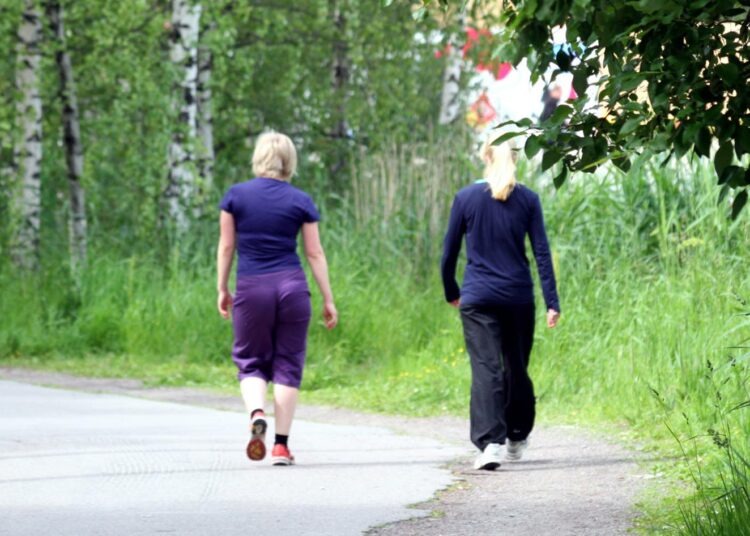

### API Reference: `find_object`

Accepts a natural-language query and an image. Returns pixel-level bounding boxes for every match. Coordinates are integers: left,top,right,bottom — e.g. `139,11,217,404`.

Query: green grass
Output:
1,142,749,533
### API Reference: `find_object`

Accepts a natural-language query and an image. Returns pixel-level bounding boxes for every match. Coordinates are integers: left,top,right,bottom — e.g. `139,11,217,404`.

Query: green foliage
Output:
424,0,750,215
668,351,750,535
0,0,444,255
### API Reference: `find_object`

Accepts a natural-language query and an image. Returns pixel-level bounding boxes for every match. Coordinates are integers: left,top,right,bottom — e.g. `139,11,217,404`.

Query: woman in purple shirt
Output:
441,137,560,471
217,132,337,466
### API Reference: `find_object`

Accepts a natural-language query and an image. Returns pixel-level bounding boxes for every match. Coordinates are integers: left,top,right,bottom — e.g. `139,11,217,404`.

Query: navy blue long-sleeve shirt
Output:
440,182,560,311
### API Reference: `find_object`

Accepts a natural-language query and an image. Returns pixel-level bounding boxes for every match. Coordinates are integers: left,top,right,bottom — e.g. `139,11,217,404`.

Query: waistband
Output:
236,267,306,284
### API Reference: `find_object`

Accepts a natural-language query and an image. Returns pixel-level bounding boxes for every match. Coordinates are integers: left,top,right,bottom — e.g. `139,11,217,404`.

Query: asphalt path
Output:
0,380,464,535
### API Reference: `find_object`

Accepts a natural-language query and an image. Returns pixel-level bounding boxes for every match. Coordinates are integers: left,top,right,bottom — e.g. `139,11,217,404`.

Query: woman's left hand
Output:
546,308,560,328
218,290,233,319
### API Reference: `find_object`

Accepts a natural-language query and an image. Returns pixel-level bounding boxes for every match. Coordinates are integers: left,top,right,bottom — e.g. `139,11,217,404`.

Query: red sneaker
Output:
270,444,295,466
246,415,267,461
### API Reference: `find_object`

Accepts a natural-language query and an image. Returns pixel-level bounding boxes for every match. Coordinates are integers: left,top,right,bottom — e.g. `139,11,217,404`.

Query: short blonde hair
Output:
482,136,518,201
252,132,297,181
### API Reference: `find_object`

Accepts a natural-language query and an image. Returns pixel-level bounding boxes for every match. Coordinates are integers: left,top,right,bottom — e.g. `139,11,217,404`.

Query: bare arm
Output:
302,222,337,329
217,210,236,319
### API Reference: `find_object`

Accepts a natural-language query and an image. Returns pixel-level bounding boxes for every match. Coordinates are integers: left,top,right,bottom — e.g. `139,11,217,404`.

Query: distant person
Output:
440,136,561,470
539,83,563,122
216,132,338,466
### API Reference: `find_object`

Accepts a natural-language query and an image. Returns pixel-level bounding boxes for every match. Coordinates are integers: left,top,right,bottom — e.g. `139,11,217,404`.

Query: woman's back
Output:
441,182,559,311
220,177,319,276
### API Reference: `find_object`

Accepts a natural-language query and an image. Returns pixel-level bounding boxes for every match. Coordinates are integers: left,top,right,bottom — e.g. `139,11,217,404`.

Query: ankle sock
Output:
251,408,265,420
275,434,288,447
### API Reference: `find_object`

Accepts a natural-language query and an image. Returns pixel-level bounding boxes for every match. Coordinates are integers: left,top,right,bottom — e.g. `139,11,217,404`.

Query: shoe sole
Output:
246,418,267,461
271,456,294,466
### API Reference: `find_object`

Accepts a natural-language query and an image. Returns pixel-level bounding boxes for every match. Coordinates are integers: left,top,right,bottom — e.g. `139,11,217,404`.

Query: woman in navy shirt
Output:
217,132,337,466
441,137,560,470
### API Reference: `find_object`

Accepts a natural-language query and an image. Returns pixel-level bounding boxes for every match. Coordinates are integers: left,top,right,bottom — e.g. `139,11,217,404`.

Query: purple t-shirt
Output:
219,177,320,275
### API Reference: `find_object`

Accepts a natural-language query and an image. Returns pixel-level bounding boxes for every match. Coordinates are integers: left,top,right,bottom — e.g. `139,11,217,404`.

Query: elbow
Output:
305,246,325,261
218,241,235,255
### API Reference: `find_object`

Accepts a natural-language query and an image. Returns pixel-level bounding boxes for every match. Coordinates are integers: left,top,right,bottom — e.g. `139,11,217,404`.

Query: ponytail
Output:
482,138,518,201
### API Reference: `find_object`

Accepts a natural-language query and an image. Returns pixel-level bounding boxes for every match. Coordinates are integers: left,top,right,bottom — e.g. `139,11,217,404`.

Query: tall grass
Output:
1,138,749,532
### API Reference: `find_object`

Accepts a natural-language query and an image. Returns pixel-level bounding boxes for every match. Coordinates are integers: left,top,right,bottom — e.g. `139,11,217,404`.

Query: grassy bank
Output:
1,143,749,533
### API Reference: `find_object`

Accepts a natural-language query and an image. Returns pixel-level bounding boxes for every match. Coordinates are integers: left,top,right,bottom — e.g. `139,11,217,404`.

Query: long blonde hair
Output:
482,136,518,201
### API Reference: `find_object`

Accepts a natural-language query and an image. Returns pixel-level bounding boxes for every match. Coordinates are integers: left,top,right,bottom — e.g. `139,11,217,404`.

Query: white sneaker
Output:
505,439,528,461
474,442,502,470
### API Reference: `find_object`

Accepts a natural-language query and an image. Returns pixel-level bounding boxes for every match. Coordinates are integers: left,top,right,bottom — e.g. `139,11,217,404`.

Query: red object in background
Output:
436,28,512,80
466,92,497,129
434,43,452,59
568,86,578,100
495,62,512,81
461,27,490,57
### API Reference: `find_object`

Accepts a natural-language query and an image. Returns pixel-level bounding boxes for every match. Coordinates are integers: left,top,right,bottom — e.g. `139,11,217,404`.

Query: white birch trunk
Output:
329,0,350,175
166,0,201,233
196,22,214,212
12,1,43,271
438,32,463,125
331,0,349,138
47,0,87,272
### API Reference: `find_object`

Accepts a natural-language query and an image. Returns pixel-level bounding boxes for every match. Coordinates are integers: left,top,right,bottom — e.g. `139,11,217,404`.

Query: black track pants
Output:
459,302,536,451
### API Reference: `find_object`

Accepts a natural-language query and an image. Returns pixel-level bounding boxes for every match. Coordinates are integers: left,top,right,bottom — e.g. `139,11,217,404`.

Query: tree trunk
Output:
12,1,43,271
329,0,350,176
438,28,463,125
196,20,215,214
46,0,87,273
166,0,201,233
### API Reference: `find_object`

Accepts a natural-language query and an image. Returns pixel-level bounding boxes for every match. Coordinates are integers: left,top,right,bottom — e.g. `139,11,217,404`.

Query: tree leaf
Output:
736,126,750,157
619,117,641,136
524,135,542,159
731,190,747,220
714,141,734,177
650,92,668,110
553,164,568,189
412,7,427,21
719,165,746,187
492,131,525,145
694,127,712,158
573,69,588,98
716,63,739,85
546,105,574,125
542,149,562,171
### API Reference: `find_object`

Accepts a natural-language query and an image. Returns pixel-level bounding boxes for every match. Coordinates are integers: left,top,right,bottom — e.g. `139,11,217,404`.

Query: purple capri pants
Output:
231,268,312,388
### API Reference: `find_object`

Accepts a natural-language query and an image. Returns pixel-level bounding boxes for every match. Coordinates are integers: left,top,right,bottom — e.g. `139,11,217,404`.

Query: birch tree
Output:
329,0,350,175
12,0,43,271
196,18,215,211
438,13,464,125
46,0,87,271
165,0,201,233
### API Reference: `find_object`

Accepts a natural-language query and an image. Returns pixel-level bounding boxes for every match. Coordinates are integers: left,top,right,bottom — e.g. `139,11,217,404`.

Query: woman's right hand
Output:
547,308,560,328
323,302,338,330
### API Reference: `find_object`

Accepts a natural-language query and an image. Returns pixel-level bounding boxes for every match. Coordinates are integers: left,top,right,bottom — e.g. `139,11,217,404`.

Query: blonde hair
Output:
252,132,297,181
482,136,518,201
